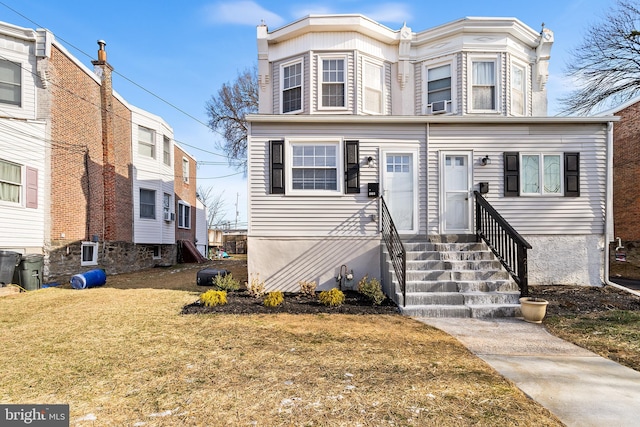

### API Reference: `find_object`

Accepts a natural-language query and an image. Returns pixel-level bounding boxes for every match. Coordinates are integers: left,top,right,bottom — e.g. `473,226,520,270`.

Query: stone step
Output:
400,303,521,318
404,242,487,252
405,251,496,261
401,291,520,306
406,259,502,271
405,269,510,281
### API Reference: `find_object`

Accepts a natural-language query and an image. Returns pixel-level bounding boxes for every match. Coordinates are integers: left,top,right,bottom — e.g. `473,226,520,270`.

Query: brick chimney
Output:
91,40,117,241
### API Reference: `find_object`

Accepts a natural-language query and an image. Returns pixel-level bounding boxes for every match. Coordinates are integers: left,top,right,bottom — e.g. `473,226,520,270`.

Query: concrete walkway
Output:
415,317,640,427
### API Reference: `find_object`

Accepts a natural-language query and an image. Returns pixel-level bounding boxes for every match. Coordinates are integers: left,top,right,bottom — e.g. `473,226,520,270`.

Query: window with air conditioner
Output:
426,64,452,114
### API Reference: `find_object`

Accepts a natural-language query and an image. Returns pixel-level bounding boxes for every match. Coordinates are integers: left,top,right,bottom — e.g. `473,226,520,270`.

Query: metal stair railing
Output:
381,197,407,306
474,191,532,297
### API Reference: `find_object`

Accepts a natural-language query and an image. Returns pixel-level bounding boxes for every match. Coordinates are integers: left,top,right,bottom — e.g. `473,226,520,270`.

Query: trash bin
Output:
13,254,44,291
0,250,21,285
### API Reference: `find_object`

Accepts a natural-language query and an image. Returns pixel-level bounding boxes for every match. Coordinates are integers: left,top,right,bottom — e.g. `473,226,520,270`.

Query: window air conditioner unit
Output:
164,212,175,221
430,100,447,114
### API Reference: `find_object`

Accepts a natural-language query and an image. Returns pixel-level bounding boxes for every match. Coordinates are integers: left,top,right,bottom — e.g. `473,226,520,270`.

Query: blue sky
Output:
0,0,614,227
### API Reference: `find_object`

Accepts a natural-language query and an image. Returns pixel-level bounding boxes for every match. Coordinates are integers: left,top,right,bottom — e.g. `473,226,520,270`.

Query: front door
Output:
383,150,417,234
441,152,472,233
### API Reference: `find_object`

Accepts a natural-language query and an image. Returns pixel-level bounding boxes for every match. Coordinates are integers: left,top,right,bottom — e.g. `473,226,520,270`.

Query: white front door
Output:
383,150,417,234
441,152,472,233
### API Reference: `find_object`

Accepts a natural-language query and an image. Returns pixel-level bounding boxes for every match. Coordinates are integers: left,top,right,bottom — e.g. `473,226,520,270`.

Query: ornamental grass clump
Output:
200,290,227,307
298,280,317,297
318,288,345,307
263,291,284,307
213,273,240,292
358,275,386,305
247,273,266,298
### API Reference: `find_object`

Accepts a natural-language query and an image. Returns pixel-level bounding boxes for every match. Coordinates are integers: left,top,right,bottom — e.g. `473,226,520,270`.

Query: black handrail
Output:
474,191,532,297
381,197,406,306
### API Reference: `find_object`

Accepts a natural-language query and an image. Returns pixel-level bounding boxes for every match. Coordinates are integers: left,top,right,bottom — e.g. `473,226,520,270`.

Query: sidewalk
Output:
415,317,640,427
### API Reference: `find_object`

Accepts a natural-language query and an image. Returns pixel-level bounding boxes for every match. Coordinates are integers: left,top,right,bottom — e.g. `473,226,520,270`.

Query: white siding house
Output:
247,15,616,315
131,106,176,245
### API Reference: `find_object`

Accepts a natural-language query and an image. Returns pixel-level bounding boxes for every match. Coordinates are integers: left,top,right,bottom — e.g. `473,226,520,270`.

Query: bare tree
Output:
559,1,640,115
198,186,227,229
205,66,258,170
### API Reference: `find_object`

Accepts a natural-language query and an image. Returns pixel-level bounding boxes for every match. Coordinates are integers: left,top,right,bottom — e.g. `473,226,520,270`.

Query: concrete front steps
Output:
385,235,522,318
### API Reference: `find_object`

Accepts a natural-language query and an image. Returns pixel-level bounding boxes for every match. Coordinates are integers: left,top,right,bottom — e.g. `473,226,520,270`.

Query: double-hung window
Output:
0,59,21,106
182,158,189,183
138,126,155,158
163,193,172,221
511,64,526,116
427,64,451,113
363,60,383,114
140,188,156,219
321,58,345,108
178,201,191,228
0,158,21,203
163,136,171,166
471,60,496,111
290,141,339,193
282,61,302,113
521,153,562,195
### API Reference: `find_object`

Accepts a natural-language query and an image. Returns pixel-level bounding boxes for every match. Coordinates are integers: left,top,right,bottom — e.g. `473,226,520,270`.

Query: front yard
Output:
0,260,562,426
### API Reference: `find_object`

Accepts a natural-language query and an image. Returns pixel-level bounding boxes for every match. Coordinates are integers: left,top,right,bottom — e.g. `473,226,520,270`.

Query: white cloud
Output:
203,1,285,27
363,3,412,25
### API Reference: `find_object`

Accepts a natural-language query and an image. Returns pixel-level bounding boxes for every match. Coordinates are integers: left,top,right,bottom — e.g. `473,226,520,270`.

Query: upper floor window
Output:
0,158,21,204
471,60,496,111
321,58,345,108
163,136,171,166
282,61,302,113
427,64,452,114
521,153,562,195
0,60,21,106
363,60,383,114
511,63,526,116
138,126,155,158
140,188,156,219
182,158,189,183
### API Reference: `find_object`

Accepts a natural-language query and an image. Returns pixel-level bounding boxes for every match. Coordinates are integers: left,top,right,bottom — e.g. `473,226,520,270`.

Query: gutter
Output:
602,121,640,297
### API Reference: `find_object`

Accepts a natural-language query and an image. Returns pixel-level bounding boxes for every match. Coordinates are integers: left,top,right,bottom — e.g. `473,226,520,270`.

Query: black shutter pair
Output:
269,140,360,194
504,152,580,197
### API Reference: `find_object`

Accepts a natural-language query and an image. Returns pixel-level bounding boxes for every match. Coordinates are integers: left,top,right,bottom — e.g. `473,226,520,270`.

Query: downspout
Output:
602,121,640,297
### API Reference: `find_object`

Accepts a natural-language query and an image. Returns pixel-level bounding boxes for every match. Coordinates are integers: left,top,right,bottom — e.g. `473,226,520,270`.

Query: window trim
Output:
510,59,528,116
280,59,304,114
139,188,156,219
318,54,348,111
362,58,384,115
81,242,99,266
178,201,191,229
0,59,22,107
285,137,343,195
468,55,501,113
424,59,456,115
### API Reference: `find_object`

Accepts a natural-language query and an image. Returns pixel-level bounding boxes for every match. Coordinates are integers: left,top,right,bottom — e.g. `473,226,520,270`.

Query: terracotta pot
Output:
519,297,548,323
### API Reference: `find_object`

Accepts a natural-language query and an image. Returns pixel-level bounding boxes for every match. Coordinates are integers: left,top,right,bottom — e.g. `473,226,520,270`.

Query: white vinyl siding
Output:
427,123,607,235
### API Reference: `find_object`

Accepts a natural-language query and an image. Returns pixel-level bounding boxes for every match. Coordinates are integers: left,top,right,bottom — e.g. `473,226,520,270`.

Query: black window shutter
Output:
504,152,520,197
564,152,580,197
345,140,360,194
270,140,285,194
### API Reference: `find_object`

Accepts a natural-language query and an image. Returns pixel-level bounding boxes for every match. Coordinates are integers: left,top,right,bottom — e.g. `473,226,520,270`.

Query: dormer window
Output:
282,60,302,113
470,59,498,112
320,57,345,109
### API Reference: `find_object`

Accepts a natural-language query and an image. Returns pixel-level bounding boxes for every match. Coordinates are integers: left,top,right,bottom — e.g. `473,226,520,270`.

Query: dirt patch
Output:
182,290,399,315
529,284,640,316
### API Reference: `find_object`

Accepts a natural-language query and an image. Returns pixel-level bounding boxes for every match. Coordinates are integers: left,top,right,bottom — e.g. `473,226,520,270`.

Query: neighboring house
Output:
247,15,616,316
195,196,208,257
174,143,205,262
0,20,199,282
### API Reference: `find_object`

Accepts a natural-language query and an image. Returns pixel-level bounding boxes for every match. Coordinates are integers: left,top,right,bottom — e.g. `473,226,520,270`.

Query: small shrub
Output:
358,275,386,305
263,291,284,307
213,273,240,292
247,273,266,298
318,288,345,307
298,280,317,297
200,290,227,307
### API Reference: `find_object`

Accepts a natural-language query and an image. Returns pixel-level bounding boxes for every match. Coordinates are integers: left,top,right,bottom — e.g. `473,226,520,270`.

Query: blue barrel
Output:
70,269,106,289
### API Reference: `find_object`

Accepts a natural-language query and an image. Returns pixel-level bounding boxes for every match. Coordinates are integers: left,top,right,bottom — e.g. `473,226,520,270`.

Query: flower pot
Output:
519,297,548,323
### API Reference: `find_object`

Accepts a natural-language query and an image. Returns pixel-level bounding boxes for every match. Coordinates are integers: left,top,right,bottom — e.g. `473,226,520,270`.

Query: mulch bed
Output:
530,284,640,316
181,290,399,315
